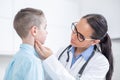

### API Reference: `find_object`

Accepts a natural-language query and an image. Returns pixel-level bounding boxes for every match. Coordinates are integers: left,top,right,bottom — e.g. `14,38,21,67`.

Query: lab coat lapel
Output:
72,57,86,75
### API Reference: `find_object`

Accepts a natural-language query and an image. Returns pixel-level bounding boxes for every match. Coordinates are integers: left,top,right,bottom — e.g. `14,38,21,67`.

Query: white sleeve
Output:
43,55,76,80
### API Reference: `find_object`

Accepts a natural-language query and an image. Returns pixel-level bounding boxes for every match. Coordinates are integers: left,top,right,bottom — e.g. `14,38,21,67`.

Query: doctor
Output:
35,14,114,80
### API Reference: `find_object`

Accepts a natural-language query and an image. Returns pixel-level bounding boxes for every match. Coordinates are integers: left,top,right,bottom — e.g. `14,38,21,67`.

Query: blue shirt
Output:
70,46,94,67
4,44,44,80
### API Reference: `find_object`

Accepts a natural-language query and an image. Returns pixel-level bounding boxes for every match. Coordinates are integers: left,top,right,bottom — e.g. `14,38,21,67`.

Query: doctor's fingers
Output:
34,43,46,59
37,45,53,58
35,42,48,53
35,40,53,54
35,40,47,53
35,40,42,49
35,42,52,59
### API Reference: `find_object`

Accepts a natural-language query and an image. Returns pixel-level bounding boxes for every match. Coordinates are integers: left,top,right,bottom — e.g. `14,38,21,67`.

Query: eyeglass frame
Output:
71,22,95,42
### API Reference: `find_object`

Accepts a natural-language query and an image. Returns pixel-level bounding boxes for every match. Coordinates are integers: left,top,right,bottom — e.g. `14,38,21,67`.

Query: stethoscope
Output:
58,45,95,79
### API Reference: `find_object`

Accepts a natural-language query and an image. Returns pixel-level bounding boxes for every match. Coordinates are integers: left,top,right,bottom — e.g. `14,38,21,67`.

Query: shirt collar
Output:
20,44,39,58
69,45,94,61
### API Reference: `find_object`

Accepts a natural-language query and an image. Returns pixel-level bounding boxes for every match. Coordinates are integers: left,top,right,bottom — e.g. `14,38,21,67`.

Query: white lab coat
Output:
42,47,109,80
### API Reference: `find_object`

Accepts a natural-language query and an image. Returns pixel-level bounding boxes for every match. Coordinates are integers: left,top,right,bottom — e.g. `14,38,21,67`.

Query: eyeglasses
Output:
71,22,94,42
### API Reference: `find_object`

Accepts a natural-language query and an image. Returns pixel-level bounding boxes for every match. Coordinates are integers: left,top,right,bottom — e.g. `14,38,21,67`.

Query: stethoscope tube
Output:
58,45,72,62
58,45,95,78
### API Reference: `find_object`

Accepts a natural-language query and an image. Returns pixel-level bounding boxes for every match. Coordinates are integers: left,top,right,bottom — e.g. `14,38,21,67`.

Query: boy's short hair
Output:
14,8,45,38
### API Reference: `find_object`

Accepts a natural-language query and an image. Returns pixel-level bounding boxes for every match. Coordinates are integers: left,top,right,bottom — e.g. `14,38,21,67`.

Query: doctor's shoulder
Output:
85,51,109,73
90,50,109,66
95,51,109,64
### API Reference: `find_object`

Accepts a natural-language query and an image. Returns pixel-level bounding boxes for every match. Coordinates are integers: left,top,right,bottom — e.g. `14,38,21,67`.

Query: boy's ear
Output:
31,26,37,36
91,39,100,45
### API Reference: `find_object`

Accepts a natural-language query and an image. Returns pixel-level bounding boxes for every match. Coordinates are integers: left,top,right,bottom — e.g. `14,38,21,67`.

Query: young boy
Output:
4,8,47,80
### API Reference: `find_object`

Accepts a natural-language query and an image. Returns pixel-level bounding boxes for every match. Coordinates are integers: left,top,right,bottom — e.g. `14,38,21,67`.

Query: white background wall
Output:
0,0,120,80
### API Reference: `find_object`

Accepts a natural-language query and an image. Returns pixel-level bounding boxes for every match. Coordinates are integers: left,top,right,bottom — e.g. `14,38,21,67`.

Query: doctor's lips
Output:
71,39,75,43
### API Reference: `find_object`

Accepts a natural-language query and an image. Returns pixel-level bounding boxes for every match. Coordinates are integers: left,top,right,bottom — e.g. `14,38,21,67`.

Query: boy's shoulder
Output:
14,50,41,64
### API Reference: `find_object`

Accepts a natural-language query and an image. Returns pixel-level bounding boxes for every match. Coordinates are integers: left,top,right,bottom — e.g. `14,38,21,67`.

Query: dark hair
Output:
82,14,113,80
14,8,45,38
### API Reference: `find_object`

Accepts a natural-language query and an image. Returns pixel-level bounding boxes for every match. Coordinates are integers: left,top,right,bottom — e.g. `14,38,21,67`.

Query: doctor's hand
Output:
35,40,53,60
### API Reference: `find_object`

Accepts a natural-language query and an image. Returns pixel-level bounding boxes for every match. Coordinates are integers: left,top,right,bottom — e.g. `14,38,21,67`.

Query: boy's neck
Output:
22,38,34,46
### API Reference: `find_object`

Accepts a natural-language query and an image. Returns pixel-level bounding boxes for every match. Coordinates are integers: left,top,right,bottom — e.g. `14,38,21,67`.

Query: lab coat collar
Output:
68,46,94,61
